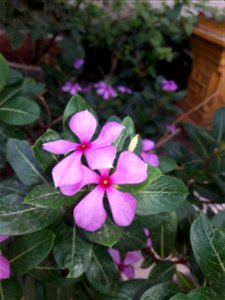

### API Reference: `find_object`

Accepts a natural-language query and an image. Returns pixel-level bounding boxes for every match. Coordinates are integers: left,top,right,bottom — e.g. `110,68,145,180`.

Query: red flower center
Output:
78,143,89,152
118,263,125,272
99,177,111,189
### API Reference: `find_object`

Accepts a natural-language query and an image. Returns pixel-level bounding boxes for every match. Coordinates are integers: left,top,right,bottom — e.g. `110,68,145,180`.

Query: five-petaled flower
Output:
43,110,124,187
95,82,117,100
108,248,142,279
0,236,10,280
73,58,84,70
61,82,82,95
141,139,159,167
162,80,178,92
60,151,147,231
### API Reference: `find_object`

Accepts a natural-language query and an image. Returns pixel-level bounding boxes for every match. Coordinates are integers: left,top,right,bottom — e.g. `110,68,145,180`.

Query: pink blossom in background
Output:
73,58,84,69
60,151,147,231
141,139,159,167
144,229,153,248
117,86,132,94
108,248,142,279
0,255,10,280
162,80,178,92
94,81,117,100
61,82,82,95
0,236,9,243
166,124,177,134
43,110,124,187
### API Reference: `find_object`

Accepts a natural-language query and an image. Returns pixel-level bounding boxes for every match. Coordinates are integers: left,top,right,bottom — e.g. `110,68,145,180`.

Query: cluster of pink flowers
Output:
162,80,178,92
94,82,117,100
0,235,10,280
141,139,159,167
43,110,148,232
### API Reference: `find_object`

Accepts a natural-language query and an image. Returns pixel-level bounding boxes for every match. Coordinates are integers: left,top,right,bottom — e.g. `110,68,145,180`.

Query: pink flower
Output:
117,86,132,94
0,235,10,280
61,82,82,95
162,80,178,92
166,124,177,134
95,81,117,100
108,248,142,279
60,151,147,231
43,110,124,187
141,139,159,167
0,255,10,280
73,58,84,69
144,229,152,248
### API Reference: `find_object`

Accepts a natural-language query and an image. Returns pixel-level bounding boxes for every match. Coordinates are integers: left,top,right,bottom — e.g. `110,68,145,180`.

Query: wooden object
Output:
178,13,225,127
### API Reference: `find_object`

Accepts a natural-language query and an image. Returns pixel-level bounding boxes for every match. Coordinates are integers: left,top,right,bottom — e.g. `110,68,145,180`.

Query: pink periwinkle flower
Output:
162,80,178,92
61,82,82,95
144,229,153,248
141,139,159,167
73,58,84,69
166,124,177,134
60,151,148,231
95,81,117,100
117,86,132,95
0,235,10,280
43,110,125,187
108,248,142,279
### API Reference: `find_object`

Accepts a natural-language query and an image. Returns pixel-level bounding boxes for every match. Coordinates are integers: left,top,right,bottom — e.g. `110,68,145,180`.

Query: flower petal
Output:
85,146,116,170
69,110,97,143
123,251,142,265
108,248,121,264
142,139,155,151
0,255,10,280
59,166,100,196
0,236,9,243
73,186,106,231
43,140,77,155
123,265,135,279
111,151,147,185
106,187,136,226
92,122,125,148
141,152,159,167
52,152,82,187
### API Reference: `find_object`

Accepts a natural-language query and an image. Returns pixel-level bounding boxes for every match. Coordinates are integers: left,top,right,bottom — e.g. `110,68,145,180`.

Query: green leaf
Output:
170,288,215,300
113,116,135,151
176,271,196,292
120,165,162,194
32,129,60,171
9,30,24,49
140,282,178,300
0,96,40,125
85,219,124,247
190,214,225,295
53,224,92,278
0,199,63,235
8,229,55,275
24,183,80,209
0,278,22,300
136,176,188,215
0,177,27,196
63,95,96,127
6,138,47,186
149,261,176,283
212,107,225,143
85,245,120,294
159,156,177,174
212,210,225,227
0,54,9,92
140,212,177,258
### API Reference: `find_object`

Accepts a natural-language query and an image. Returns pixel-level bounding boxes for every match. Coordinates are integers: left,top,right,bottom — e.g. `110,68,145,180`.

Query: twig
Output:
37,95,52,128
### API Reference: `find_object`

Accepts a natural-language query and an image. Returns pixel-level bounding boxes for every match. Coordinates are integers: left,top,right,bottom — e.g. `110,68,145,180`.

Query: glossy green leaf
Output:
8,230,55,275
140,282,178,300
113,116,135,151
6,138,47,186
190,214,225,295
0,54,9,92
53,224,93,278
0,177,27,196
176,271,196,292
136,175,188,215
149,261,176,283
85,245,120,294
85,219,124,247
212,107,225,143
159,156,177,174
170,288,215,300
24,183,80,209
